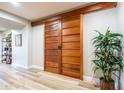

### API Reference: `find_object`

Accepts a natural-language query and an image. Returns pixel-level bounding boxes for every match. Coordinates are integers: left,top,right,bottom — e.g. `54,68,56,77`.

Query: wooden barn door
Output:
61,15,83,79
44,20,62,74
44,15,83,79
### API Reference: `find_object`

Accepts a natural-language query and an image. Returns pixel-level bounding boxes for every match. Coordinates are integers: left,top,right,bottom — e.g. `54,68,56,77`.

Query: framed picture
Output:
15,34,22,47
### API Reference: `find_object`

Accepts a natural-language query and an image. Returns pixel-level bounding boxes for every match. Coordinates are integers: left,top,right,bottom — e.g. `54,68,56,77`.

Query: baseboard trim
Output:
11,64,44,70
29,65,44,70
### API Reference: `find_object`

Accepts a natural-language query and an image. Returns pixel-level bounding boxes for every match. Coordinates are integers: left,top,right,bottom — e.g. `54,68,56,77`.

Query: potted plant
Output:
92,28,123,90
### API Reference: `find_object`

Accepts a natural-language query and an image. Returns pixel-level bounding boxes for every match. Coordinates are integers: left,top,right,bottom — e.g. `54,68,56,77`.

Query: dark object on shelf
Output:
2,33,12,64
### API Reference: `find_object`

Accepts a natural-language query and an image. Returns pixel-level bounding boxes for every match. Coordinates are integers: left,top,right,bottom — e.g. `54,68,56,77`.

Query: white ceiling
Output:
0,2,90,21
0,17,25,31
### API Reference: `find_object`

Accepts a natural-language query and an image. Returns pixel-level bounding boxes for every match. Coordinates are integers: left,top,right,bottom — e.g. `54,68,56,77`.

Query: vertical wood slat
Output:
80,15,83,80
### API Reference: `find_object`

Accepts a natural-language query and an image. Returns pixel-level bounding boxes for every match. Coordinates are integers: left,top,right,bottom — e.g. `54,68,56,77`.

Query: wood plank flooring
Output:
0,63,90,90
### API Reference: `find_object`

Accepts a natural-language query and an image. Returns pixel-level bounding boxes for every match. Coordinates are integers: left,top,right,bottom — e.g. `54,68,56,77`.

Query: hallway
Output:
0,2,123,91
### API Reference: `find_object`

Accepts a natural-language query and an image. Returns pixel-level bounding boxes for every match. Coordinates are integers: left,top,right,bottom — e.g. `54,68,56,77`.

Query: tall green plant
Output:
92,28,123,82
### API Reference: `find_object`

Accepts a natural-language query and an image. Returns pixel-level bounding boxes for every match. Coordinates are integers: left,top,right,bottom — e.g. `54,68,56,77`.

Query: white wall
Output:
83,8,117,82
31,25,44,69
117,2,124,90
11,23,31,68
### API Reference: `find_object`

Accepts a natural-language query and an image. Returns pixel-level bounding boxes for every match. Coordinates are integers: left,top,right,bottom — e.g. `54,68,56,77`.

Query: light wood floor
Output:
0,63,92,90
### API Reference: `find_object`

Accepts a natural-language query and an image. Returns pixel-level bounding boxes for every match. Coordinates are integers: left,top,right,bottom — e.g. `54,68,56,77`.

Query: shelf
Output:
2,33,12,64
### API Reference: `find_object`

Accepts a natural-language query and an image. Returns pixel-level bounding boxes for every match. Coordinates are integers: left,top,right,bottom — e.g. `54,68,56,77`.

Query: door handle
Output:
58,45,62,49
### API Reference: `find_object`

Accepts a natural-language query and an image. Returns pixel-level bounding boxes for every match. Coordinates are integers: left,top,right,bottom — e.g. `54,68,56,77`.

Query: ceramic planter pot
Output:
100,78,115,90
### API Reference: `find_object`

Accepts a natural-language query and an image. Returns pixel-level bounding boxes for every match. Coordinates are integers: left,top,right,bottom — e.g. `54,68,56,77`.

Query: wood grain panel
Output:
80,15,83,80
62,35,80,42
45,24,59,31
45,31,59,37
45,43,58,49
62,64,80,70
46,55,59,63
62,57,80,64
45,50,60,56
62,19,80,29
45,20,59,27
62,68,80,78
62,27,80,36
46,61,59,67
62,15,80,21
45,67,60,73
62,42,80,49
62,50,80,57
46,36,59,43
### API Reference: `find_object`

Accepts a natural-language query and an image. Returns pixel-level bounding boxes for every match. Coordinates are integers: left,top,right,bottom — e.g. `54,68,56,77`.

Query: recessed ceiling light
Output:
11,2,20,6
